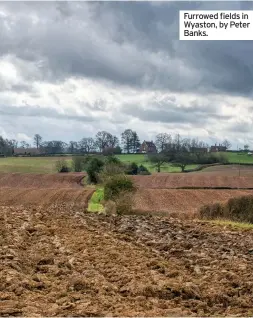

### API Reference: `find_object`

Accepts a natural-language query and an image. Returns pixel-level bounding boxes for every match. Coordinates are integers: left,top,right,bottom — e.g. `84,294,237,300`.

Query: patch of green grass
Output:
224,152,253,164
87,187,104,212
116,154,197,172
204,219,253,230
0,157,72,173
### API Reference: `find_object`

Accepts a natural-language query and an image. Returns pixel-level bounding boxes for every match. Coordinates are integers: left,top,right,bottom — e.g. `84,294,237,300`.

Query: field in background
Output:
0,157,72,173
0,152,253,174
116,154,196,172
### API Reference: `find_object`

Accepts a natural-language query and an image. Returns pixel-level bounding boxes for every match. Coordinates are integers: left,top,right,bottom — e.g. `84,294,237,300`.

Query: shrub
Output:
105,155,121,165
99,163,126,183
114,191,135,215
102,147,122,156
72,156,85,172
199,195,253,223
86,158,104,184
137,164,151,175
104,174,137,201
125,162,138,175
199,202,224,219
55,159,70,173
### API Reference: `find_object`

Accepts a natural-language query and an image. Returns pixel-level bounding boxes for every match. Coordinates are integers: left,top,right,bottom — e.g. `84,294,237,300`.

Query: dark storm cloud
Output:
0,105,94,123
0,1,252,96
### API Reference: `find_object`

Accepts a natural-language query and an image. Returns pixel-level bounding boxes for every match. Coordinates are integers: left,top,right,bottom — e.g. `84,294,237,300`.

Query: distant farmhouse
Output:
210,144,227,152
139,141,157,154
13,148,44,156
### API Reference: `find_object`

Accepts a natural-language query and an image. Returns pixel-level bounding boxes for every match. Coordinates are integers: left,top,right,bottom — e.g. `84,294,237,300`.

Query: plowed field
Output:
0,173,86,189
194,164,253,176
133,174,253,189
1,207,253,316
0,188,95,209
134,189,253,216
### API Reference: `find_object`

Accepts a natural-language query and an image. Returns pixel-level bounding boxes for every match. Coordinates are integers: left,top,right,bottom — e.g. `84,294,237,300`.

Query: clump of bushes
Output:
125,162,151,175
138,164,151,175
72,156,86,172
199,195,253,223
103,174,137,215
86,157,104,184
104,174,136,201
55,159,70,173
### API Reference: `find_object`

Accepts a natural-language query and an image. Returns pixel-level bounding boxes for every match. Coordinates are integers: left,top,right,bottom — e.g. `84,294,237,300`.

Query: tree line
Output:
0,130,233,156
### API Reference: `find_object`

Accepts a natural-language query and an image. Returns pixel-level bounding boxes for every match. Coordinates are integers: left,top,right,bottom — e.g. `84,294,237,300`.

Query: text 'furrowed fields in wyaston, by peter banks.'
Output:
179,11,253,40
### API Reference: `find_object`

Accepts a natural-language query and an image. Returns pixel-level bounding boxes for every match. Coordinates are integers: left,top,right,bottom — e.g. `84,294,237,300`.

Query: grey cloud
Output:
0,105,94,123
122,103,232,125
226,122,253,134
0,1,252,96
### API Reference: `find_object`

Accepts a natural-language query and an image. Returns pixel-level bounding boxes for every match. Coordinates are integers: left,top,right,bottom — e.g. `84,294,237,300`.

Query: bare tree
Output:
95,131,119,152
34,134,42,149
222,139,231,150
20,141,30,148
79,137,95,154
121,129,140,153
148,153,170,173
155,133,172,152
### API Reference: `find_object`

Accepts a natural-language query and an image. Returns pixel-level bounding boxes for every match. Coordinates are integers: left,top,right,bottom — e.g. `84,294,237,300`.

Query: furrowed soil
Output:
1,207,253,316
0,173,86,189
133,189,253,216
132,174,253,189
0,188,95,209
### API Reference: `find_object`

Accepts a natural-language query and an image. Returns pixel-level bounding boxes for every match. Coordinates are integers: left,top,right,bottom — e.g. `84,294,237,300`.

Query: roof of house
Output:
143,141,156,147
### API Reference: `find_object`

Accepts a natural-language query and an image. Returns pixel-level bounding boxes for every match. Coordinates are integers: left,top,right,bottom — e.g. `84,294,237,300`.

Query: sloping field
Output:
194,164,253,176
0,173,86,189
133,174,253,189
0,188,94,209
1,207,253,316
134,189,253,216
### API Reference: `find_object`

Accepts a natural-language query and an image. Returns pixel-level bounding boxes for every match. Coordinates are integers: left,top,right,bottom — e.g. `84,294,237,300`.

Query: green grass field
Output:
116,154,197,173
223,152,253,163
0,151,252,174
0,157,72,173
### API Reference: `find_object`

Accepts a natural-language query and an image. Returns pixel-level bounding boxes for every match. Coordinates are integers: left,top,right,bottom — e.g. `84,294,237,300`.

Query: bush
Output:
104,174,137,201
105,155,121,165
102,147,122,156
72,156,85,172
55,159,70,173
199,202,224,219
125,162,138,175
199,195,253,223
99,163,126,183
86,158,104,184
137,164,151,175
114,191,135,215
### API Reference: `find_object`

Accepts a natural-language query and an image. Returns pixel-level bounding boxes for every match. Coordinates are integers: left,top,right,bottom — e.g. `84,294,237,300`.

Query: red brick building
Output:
139,141,157,154
210,144,227,152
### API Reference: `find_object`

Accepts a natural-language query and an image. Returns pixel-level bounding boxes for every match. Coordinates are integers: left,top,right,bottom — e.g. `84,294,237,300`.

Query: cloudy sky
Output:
0,1,253,148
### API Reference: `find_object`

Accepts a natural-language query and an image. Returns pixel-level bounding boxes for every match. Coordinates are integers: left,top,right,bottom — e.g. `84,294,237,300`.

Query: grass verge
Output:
203,219,253,230
87,187,104,212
